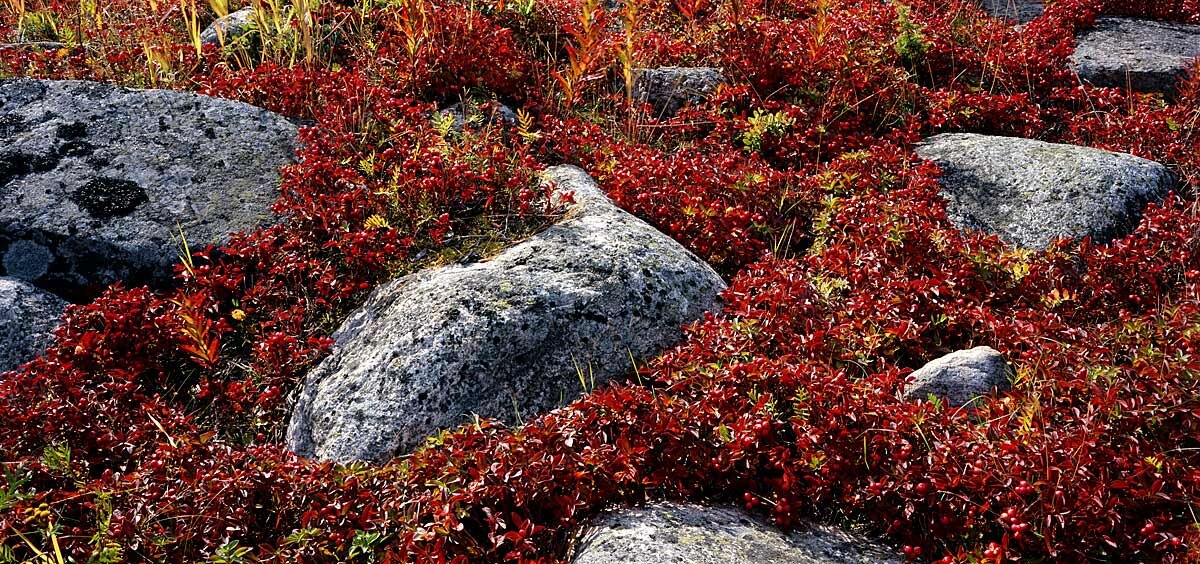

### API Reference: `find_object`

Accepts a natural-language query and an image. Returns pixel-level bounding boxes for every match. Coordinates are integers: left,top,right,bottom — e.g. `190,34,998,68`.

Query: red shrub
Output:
2,0,1199,561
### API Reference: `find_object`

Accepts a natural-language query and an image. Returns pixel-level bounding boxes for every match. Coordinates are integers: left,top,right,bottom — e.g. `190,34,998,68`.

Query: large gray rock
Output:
287,166,725,462
0,277,67,373
915,133,1174,249
630,67,726,117
572,502,901,563
980,0,1042,22
0,79,298,299
200,7,258,48
901,346,1014,407
1072,17,1200,96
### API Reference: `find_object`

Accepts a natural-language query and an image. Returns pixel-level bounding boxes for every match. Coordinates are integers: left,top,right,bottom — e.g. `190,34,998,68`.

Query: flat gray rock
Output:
901,346,1014,407
0,79,298,299
0,277,67,373
630,67,726,117
200,7,257,48
1072,17,1200,96
980,0,1042,22
287,166,726,462
915,133,1174,249
572,502,900,564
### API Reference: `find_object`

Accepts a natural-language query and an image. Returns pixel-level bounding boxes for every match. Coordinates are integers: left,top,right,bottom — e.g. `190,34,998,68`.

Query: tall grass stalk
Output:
180,0,203,55
4,0,27,40
552,0,601,108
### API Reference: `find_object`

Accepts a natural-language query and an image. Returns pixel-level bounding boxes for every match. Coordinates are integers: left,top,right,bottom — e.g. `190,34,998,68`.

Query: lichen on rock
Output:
573,502,901,563
0,78,299,299
286,166,727,462
916,133,1175,249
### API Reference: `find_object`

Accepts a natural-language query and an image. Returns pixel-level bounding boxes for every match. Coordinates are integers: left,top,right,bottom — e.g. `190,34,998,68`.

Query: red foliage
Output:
1,0,1199,561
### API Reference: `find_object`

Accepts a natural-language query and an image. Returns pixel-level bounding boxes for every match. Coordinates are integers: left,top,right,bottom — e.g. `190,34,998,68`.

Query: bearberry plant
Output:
1,0,1198,561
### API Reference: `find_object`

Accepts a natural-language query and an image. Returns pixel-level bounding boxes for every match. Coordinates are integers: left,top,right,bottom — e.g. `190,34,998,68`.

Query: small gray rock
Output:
200,7,258,47
0,79,298,299
0,277,67,373
629,67,726,117
436,101,517,132
901,346,1014,407
572,502,901,564
1072,17,1200,96
286,166,726,462
915,133,1174,249
979,0,1042,22
0,41,70,52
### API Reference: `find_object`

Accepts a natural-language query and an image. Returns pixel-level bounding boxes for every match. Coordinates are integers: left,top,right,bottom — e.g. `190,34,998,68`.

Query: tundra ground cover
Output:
1,0,1199,561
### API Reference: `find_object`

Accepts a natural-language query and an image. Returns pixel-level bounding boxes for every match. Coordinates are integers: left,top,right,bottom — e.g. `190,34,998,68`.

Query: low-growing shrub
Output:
1,0,1198,561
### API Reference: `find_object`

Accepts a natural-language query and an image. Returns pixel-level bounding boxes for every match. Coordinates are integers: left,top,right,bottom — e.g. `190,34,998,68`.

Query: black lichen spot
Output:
55,122,88,139
58,140,94,158
0,115,28,137
27,152,60,173
577,310,609,324
0,151,61,187
0,154,19,187
69,177,149,218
